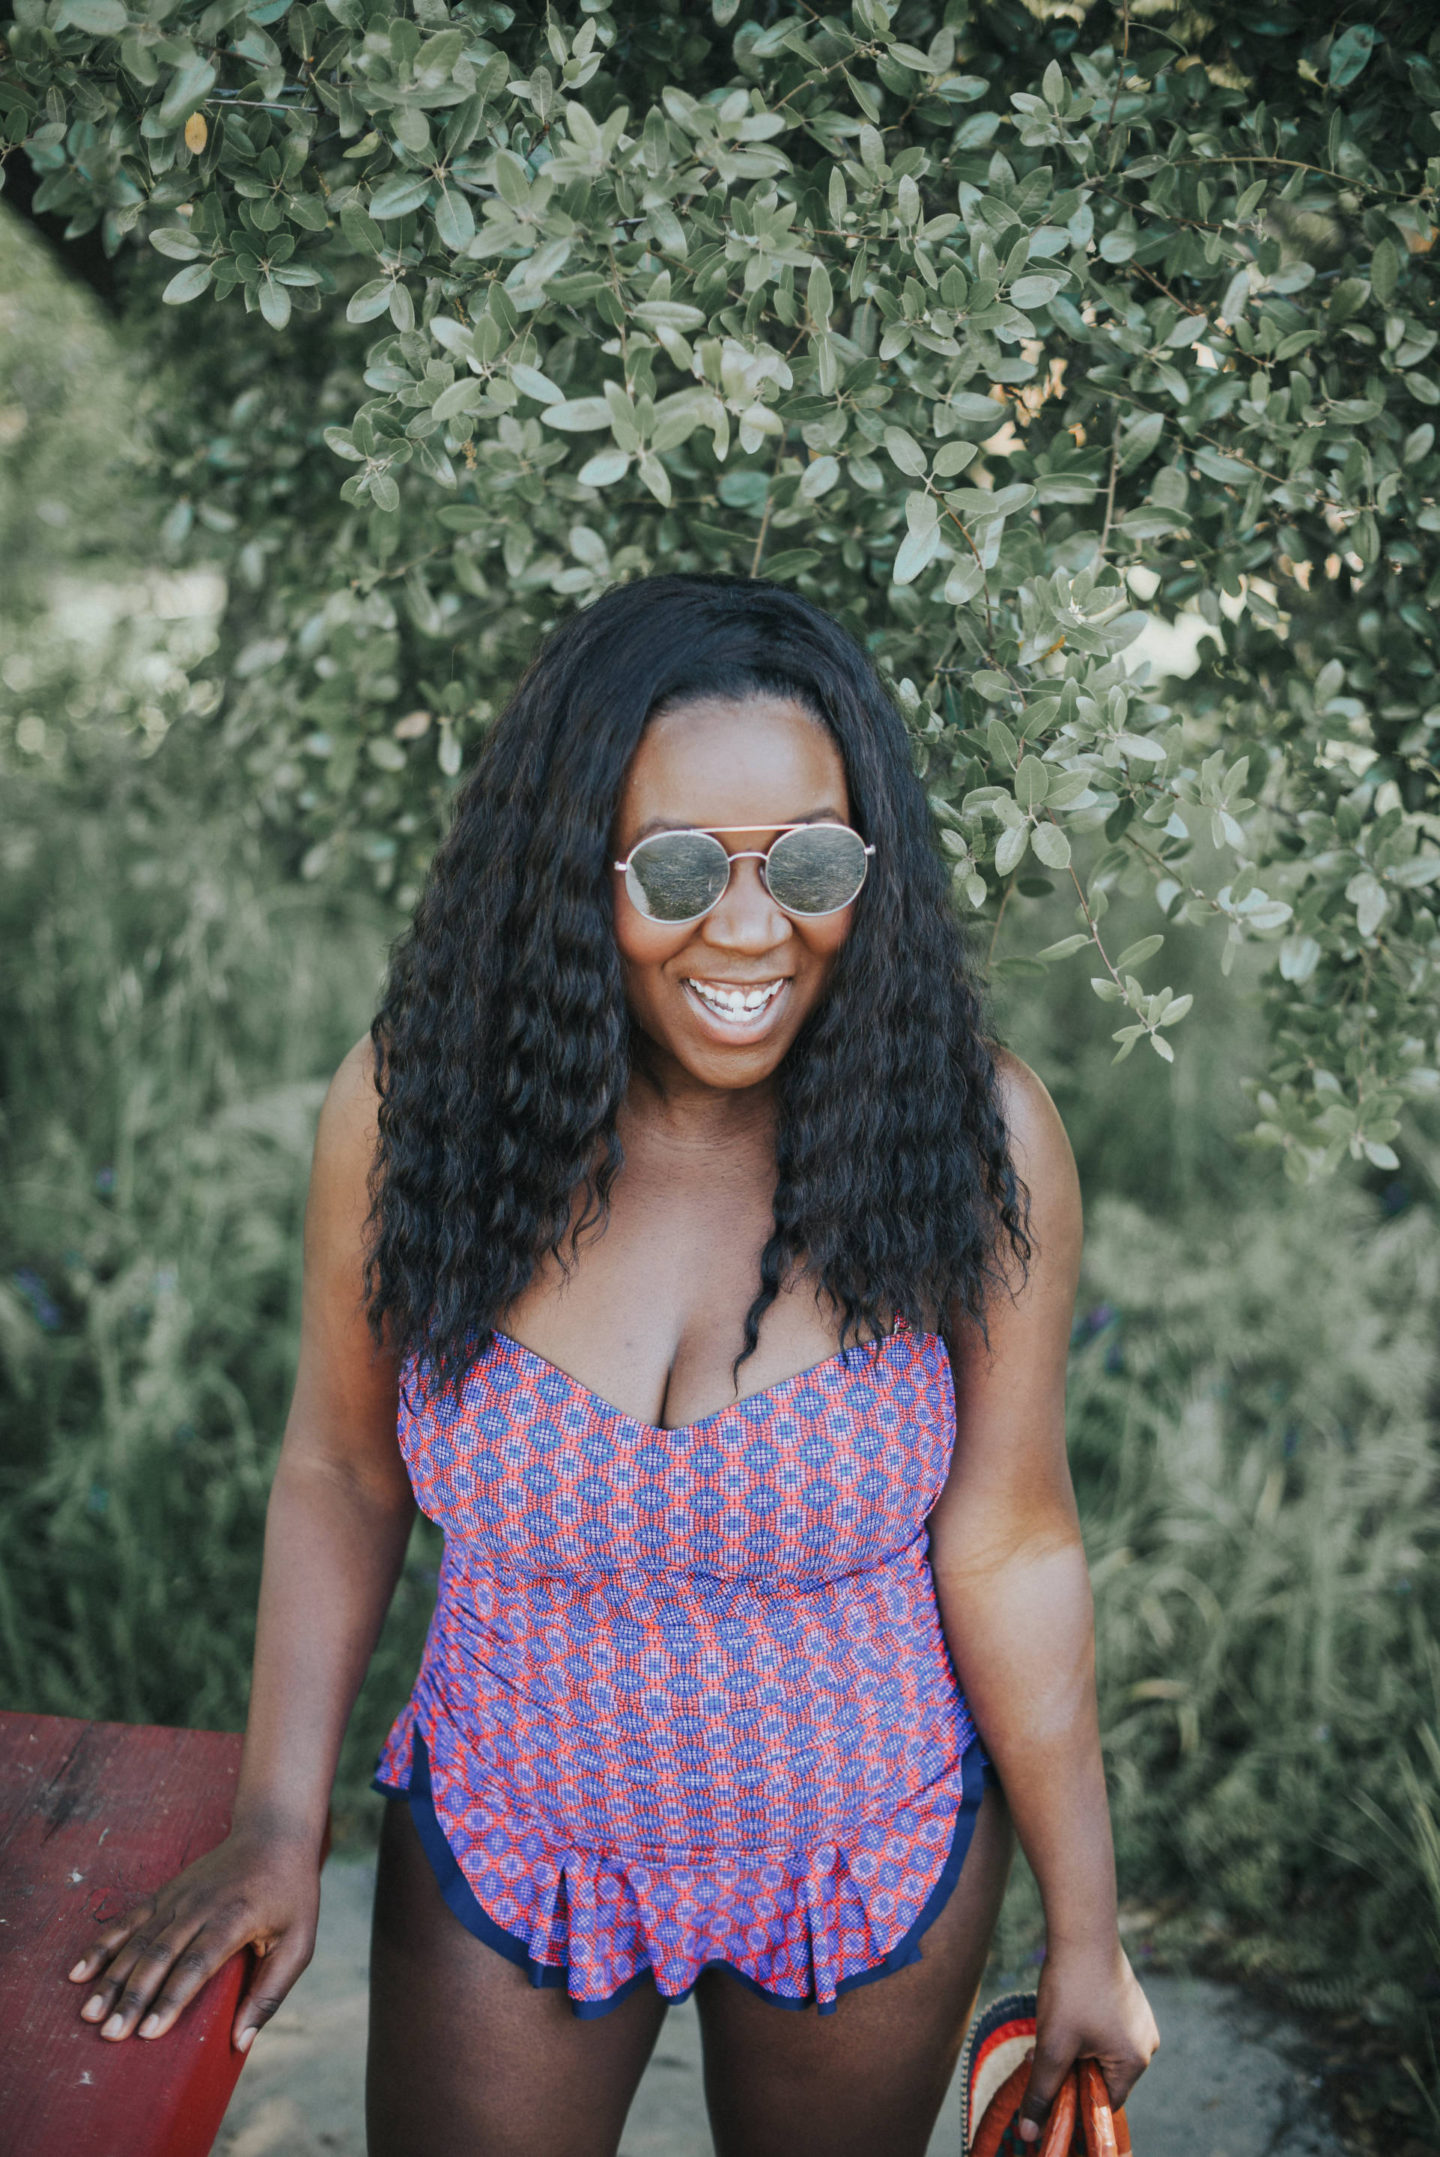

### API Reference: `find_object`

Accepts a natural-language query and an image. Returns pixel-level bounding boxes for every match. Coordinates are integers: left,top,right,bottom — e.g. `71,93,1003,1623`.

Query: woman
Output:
69,575,1158,2155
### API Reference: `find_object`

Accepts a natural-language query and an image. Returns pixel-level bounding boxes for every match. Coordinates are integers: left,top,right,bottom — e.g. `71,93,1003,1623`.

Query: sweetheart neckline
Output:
486,1325,950,1440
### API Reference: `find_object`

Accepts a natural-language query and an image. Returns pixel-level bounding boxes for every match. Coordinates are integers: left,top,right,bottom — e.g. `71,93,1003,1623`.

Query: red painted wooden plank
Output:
0,1710,253,2157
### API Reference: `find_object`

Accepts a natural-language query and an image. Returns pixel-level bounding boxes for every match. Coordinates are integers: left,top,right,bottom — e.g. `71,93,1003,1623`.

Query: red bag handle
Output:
968,2049,1133,2154
1079,2058,1131,2156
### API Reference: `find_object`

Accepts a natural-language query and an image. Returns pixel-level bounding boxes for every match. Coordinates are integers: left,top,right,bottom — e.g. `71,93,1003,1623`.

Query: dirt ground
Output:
214,1859,1349,2156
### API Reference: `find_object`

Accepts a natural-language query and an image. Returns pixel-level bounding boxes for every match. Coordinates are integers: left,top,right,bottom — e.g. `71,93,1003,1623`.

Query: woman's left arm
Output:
927,1050,1159,2142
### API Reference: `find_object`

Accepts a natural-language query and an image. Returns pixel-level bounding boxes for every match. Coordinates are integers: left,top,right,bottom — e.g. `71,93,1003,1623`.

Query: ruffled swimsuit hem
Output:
373,1725,992,2020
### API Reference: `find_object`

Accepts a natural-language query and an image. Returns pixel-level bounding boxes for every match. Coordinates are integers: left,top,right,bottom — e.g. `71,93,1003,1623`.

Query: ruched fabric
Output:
373,1322,985,2015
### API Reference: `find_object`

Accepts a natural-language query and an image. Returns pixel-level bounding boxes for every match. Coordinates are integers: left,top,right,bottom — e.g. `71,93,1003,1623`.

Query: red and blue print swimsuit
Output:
373,1319,989,2016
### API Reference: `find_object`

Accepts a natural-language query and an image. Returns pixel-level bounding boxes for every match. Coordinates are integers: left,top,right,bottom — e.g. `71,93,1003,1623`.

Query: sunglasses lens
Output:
765,825,869,915
625,832,731,922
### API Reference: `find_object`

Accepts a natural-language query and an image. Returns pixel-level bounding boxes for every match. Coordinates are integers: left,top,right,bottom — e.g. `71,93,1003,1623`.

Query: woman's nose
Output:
700,854,791,951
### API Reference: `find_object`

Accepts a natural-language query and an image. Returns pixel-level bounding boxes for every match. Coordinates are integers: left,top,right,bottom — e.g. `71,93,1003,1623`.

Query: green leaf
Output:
430,378,482,422
945,557,985,605
1010,273,1065,310
1038,934,1091,961
434,185,476,252
762,548,822,579
57,0,128,33
1328,24,1380,89
995,823,1029,877
633,300,707,331
948,391,1004,427
637,453,672,506
1117,935,1163,971
1031,822,1071,871
933,440,977,479
156,59,216,128
577,449,631,486
1014,755,1049,809
1115,733,1168,763
541,398,613,431
162,262,213,304
1370,237,1400,309
346,278,394,324
1192,448,1252,483
370,173,432,220
892,522,942,585
799,455,840,500
1119,410,1164,470
884,427,928,477
510,364,564,405
258,276,290,330
150,227,202,261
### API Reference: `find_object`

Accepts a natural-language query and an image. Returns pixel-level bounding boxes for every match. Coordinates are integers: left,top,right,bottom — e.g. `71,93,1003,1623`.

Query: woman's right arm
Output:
68,1037,416,2052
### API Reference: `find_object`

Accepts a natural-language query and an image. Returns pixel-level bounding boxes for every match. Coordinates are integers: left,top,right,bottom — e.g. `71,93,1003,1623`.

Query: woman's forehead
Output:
617,694,848,832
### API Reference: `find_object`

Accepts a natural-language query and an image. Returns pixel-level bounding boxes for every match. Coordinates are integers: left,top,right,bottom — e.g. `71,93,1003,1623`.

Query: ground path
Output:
216,1859,1348,2156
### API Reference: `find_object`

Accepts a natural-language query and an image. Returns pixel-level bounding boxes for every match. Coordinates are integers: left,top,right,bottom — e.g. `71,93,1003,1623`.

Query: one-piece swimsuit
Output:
374,1317,990,2016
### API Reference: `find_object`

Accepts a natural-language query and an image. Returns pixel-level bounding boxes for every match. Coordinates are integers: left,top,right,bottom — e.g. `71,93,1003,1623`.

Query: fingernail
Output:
101,2014,124,2039
237,2026,256,2053
139,2014,159,2038
69,1960,90,1982
82,1995,106,2020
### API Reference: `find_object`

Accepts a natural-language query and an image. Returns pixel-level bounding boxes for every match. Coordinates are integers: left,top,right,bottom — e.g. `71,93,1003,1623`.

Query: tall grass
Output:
0,743,439,1823
1075,1193,1439,2019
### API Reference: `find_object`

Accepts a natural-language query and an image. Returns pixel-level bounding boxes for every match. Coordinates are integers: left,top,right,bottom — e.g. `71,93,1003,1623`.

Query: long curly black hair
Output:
367,574,1029,1388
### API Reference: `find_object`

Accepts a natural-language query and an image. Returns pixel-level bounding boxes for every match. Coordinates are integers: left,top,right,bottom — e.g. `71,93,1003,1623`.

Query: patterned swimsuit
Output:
373,1319,989,2016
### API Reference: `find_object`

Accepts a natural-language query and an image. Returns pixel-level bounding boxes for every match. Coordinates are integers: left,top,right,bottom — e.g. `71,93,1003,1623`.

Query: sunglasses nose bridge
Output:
698,847,792,941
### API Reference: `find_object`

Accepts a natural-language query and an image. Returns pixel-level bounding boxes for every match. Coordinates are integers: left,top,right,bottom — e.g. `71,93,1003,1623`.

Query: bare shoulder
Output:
318,1034,381,1150
308,1035,382,1227
988,1044,1082,1259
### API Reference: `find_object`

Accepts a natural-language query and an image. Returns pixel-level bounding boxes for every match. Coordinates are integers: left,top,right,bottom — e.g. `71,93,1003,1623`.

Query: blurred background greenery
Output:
1,201,1436,2145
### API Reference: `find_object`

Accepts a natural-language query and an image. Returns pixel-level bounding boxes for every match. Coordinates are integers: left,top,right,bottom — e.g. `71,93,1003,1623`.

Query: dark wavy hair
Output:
366,573,1029,1387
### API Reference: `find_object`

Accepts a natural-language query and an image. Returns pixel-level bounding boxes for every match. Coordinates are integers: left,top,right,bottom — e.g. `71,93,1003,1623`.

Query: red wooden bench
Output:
0,1710,270,2156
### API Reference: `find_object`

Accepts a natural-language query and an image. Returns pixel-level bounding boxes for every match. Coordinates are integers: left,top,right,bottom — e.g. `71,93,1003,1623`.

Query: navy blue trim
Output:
373,1732,995,2020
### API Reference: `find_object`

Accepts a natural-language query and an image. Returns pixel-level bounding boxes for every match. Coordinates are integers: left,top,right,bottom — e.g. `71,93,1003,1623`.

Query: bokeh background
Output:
2,195,1437,2146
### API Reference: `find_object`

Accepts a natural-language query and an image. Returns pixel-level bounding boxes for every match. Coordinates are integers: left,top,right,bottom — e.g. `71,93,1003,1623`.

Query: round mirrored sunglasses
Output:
615,823,874,926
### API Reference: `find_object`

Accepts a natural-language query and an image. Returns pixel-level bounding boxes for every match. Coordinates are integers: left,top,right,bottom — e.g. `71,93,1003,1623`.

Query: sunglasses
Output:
614,822,874,926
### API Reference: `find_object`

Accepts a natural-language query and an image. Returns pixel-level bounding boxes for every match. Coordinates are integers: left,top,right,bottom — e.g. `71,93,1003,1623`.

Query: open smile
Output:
681,977,789,1028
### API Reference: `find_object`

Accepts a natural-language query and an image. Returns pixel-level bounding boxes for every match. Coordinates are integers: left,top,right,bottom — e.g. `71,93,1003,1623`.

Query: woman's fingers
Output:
1018,2038,1075,2146
68,1895,158,1990
131,1909,271,2041
79,1907,213,2039
232,1932,316,2052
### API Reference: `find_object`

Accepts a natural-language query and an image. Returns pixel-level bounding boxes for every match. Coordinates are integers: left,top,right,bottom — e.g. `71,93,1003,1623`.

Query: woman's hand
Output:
66,1827,321,2053
1018,1936,1159,2143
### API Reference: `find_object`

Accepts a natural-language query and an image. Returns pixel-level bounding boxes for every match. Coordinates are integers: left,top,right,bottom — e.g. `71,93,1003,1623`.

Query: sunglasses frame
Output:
613,822,875,927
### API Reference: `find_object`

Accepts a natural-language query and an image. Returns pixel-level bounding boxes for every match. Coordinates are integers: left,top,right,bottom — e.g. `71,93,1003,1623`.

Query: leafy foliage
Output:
4,0,1440,1175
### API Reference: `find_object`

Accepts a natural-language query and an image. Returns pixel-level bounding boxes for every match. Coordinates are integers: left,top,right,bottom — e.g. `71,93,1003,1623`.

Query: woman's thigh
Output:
367,1796,670,2157
693,1783,1014,2157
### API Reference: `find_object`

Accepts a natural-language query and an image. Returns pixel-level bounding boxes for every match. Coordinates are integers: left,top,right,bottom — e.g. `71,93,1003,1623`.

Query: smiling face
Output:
612,693,859,1094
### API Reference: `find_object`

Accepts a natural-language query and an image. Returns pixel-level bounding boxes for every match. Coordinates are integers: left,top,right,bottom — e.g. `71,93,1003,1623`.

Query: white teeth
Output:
684,979,785,1023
